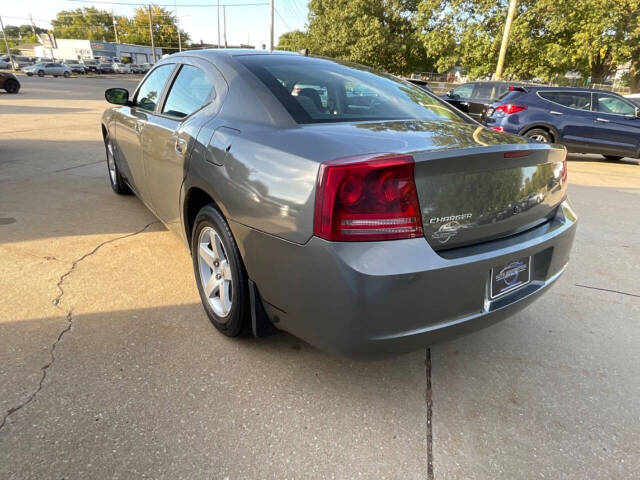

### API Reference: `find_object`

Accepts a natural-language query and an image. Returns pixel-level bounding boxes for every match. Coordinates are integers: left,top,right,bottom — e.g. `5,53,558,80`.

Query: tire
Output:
191,205,250,337
37,70,44,77
63,71,70,78
524,128,553,143
4,78,19,94
27,72,33,76
53,75,58,78
603,155,624,161
104,135,131,194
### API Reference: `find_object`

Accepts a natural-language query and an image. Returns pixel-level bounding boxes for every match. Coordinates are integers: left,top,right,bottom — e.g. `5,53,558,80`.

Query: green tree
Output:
118,6,189,53
277,0,431,74
415,0,640,83
52,7,124,42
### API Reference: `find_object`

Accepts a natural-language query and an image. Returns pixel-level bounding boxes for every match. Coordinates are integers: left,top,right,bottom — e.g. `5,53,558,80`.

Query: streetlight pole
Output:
495,0,517,80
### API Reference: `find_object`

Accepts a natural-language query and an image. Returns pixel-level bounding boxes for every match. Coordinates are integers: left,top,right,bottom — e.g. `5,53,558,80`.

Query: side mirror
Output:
446,89,455,98
105,87,130,105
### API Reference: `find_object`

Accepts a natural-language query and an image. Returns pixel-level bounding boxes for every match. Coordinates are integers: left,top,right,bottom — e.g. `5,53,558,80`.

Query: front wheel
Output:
105,135,131,194
603,155,624,161
524,128,553,143
4,78,19,94
63,71,70,78
26,72,33,76
192,206,250,337
37,70,44,77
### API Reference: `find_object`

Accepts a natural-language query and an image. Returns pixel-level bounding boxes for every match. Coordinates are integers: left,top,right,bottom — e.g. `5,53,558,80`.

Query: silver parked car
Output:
101,50,577,356
23,62,72,77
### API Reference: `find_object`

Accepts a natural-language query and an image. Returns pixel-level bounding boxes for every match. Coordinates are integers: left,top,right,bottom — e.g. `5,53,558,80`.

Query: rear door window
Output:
538,91,591,110
474,83,496,99
135,64,174,112
594,93,636,116
162,64,215,118
452,83,474,98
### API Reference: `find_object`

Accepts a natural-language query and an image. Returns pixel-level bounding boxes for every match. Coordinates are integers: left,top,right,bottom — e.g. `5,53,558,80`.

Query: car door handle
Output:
596,117,610,123
175,138,187,155
550,110,563,115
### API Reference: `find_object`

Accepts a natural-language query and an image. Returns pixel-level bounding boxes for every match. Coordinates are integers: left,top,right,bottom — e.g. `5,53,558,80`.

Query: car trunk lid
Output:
413,144,566,250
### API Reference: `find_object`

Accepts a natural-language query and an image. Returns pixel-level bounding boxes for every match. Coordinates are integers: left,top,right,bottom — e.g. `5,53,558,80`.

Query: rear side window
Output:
162,65,215,118
452,83,474,98
539,91,591,110
237,55,464,124
595,93,636,116
135,64,174,112
474,83,496,99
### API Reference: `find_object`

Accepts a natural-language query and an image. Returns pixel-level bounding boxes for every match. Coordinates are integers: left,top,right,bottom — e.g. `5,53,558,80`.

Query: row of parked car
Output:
0,55,152,76
410,79,640,161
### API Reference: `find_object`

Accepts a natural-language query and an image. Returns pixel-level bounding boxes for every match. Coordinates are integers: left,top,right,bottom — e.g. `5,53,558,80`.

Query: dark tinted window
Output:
135,64,173,112
162,65,214,118
474,83,496,99
539,91,591,110
595,93,636,115
237,55,463,124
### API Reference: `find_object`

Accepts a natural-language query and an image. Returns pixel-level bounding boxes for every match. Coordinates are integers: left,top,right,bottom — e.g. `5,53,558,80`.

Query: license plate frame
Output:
490,256,532,300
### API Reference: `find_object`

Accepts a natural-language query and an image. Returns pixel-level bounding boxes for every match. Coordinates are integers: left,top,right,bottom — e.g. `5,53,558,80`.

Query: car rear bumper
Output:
232,201,577,357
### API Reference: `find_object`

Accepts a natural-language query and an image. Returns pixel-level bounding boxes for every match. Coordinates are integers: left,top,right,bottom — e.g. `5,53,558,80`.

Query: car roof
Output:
524,85,624,95
169,48,298,60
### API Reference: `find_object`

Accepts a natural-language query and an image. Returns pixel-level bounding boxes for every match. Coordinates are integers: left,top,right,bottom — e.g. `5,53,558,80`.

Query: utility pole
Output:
217,0,221,48
112,11,120,43
223,6,227,48
495,0,517,80
28,13,37,37
0,16,15,71
148,5,157,63
175,0,182,52
269,0,274,52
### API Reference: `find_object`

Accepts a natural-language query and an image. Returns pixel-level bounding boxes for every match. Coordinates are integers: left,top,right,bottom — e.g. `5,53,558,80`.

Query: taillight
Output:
561,149,568,184
495,104,527,115
491,126,505,132
313,154,423,241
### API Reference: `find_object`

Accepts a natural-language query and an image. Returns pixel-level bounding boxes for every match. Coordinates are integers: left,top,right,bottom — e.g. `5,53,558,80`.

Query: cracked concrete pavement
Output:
1,76,639,479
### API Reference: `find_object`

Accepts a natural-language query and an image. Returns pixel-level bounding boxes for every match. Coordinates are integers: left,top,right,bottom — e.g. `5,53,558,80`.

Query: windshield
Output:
237,55,465,124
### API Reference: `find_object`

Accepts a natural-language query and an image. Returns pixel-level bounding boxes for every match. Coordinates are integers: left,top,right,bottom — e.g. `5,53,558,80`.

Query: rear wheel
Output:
105,135,131,194
26,72,33,76
603,155,624,161
192,205,250,337
63,71,70,78
37,70,44,77
4,78,19,94
524,128,553,143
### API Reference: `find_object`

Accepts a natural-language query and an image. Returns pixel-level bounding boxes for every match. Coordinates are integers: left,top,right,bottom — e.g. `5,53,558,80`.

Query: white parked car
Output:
113,63,131,74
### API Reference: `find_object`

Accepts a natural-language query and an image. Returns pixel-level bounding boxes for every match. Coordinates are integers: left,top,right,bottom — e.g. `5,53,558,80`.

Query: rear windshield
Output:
237,55,465,124
496,89,524,102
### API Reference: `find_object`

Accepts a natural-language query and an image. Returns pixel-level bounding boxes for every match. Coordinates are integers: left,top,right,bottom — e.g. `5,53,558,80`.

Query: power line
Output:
274,7,291,31
67,0,269,7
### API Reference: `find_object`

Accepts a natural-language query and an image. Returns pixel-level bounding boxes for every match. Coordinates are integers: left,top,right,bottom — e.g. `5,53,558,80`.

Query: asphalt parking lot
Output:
1,75,639,479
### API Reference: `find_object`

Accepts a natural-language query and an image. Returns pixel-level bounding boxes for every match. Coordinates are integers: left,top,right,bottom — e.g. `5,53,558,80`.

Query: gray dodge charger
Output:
101,49,577,356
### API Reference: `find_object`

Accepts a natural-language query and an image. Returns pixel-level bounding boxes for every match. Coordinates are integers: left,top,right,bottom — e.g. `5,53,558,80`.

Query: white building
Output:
34,39,162,63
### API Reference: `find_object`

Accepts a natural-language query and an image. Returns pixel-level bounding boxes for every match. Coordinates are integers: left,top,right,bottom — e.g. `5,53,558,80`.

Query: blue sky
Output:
2,0,309,49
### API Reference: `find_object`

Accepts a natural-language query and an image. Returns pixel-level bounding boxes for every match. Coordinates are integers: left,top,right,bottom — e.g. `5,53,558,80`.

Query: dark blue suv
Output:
483,86,640,161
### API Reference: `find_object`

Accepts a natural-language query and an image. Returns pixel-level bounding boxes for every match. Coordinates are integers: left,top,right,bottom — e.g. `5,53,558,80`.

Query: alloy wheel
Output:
106,141,117,185
197,226,233,318
530,134,549,143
